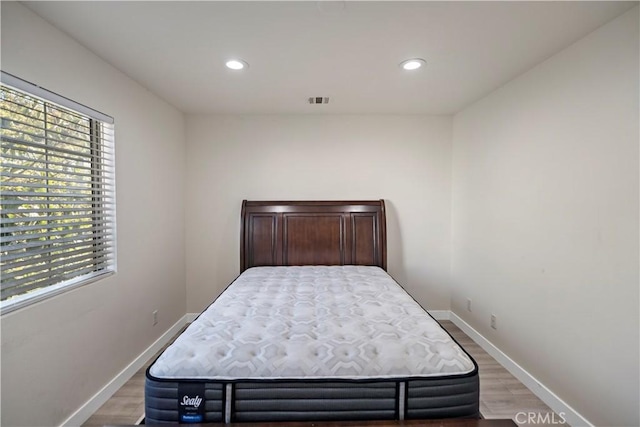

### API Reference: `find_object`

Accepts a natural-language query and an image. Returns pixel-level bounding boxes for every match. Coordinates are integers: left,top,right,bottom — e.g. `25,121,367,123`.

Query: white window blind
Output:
1,72,116,313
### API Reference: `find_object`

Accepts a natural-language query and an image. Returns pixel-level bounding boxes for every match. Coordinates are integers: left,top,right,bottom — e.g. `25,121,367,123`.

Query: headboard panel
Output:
240,200,387,272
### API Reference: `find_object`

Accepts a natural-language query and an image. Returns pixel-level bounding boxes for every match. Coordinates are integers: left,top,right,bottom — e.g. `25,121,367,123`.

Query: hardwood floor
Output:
82,320,565,427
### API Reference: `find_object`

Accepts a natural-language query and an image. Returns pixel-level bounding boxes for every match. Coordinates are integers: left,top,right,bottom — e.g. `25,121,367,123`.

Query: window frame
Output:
1,71,116,314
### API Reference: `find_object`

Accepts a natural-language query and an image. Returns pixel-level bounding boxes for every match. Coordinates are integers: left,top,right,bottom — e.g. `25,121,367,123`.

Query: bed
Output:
145,200,479,424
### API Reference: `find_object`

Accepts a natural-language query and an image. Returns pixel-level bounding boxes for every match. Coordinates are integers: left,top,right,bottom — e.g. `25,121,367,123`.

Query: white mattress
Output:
149,266,475,381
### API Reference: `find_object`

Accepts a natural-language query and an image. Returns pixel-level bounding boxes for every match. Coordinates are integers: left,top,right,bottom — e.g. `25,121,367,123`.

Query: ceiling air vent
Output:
308,97,329,105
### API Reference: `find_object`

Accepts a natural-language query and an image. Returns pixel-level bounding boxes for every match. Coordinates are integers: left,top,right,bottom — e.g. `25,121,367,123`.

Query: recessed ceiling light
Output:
399,58,426,71
225,59,248,70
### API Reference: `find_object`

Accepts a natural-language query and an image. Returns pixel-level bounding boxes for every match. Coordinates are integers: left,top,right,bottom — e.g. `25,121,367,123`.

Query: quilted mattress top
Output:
149,266,476,380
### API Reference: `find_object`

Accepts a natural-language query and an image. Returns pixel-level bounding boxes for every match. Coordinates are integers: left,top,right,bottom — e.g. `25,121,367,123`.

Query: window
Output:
1,72,116,313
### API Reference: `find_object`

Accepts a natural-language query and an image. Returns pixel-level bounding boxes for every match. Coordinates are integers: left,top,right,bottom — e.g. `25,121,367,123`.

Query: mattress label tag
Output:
178,383,205,423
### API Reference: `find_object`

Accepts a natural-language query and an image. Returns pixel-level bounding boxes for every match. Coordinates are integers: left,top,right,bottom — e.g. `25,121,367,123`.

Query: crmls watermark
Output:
515,411,567,425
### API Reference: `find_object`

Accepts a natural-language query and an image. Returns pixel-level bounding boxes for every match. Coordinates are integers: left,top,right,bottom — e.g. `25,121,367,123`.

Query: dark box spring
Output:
145,374,479,423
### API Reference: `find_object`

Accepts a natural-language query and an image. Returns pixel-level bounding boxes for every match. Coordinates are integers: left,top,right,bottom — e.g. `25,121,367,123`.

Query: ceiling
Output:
23,1,636,115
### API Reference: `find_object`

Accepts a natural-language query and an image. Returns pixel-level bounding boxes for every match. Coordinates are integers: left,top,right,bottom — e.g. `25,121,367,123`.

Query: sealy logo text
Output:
180,395,203,409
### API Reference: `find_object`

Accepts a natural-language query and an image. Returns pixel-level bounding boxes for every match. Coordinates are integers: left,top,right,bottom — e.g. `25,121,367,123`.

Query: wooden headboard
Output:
240,200,387,272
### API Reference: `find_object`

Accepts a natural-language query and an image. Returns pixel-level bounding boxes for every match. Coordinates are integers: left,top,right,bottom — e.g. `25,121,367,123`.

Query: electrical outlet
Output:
466,298,472,312
490,314,497,330
153,310,158,326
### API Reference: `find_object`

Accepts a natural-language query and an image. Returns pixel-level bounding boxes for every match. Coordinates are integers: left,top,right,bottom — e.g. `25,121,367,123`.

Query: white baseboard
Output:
427,309,450,320
134,413,145,425
186,312,200,323
449,312,592,427
61,315,188,427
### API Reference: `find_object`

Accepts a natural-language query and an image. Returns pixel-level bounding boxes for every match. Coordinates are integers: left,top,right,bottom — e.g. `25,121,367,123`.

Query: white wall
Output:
1,3,186,426
451,7,639,427
185,115,453,313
